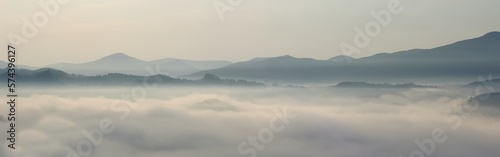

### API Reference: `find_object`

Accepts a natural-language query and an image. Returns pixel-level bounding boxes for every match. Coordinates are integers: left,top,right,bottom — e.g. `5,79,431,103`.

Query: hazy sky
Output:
1,0,499,66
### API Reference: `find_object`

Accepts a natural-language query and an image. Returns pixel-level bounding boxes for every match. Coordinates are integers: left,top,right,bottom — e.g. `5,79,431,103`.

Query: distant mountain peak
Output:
105,52,131,58
273,55,296,60
98,53,142,62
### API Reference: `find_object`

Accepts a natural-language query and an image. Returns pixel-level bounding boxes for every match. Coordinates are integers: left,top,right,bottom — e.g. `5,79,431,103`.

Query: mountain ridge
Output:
184,31,500,84
0,67,263,87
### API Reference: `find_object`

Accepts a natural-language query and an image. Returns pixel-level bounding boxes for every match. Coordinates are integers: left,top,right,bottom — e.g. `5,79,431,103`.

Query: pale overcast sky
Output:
1,0,499,66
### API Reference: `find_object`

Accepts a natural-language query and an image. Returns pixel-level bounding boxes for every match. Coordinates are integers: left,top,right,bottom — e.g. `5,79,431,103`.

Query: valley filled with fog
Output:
2,0,499,156
1,86,499,157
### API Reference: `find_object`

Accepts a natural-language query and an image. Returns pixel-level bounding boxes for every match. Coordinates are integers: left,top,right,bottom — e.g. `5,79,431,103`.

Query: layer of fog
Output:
1,87,499,157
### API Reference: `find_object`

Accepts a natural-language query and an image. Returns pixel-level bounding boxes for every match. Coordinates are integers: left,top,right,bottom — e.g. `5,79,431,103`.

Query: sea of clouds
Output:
0,87,499,157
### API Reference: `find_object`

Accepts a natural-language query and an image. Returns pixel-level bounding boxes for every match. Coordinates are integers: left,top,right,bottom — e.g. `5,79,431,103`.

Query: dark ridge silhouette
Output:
468,92,500,108
465,78,500,88
467,92,500,116
335,82,436,88
200,73,263,86
0,68,263,87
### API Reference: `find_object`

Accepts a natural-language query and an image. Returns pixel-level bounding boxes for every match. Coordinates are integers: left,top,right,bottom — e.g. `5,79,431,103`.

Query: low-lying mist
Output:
1,87,499,157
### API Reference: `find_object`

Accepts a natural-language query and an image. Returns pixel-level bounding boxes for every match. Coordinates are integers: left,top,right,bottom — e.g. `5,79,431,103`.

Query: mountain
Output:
1,67,263,87
327,55,356,63
185,32,500,84
46,53,151,76
467,92,500,116
46,53,232,76
469,92,500,108
0,68,75,84
184,55,335,82
465,77,500,89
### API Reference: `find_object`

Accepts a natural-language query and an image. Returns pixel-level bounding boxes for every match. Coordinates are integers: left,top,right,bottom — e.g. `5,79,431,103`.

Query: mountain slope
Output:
46,53,151,76
328,55,356,63
185,32,500,84
469,92,500,108
185,55,335,81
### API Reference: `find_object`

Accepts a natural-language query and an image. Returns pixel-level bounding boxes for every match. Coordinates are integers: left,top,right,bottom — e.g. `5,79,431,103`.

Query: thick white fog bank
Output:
1,87,499,157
